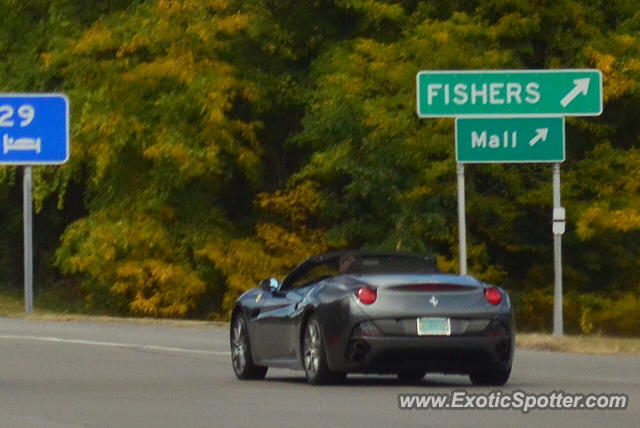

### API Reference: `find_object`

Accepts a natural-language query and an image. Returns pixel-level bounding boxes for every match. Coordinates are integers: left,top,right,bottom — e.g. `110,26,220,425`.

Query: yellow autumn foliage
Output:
7,0,640,328
256,181,323,224
57,209,206,317
200,182,328,315
573,145,640,239
577,206,640,239
586,47,638,102
516,291,640,336
114,259,205,317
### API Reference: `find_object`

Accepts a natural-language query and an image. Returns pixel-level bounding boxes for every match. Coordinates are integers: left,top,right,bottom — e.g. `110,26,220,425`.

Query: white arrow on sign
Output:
560,78,591,108
529,128,549,146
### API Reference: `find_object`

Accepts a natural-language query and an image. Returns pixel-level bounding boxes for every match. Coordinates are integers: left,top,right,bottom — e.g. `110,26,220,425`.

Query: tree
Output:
3,0,640,322
47,0,271,316
285,0,640,295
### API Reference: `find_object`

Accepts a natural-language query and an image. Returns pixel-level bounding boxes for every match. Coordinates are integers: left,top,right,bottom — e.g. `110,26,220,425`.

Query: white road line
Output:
0,334,230,356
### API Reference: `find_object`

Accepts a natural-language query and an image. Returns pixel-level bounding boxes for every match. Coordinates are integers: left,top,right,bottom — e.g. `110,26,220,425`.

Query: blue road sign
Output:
0,94,69,165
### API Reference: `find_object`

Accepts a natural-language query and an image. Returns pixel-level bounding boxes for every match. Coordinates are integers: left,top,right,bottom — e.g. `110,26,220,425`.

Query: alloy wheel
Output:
304,321,321,377
231,317,247,375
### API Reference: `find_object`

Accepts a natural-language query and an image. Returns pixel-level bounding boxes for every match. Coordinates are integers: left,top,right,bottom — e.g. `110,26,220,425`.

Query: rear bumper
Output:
316,294,514,375
333,335,513,375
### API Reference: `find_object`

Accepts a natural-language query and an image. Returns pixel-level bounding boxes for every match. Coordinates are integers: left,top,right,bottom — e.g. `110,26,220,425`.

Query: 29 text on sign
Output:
0,94,69,165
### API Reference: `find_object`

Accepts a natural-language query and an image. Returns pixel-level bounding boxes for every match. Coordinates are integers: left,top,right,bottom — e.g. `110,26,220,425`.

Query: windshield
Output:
341,254,438,275
282,252,439,289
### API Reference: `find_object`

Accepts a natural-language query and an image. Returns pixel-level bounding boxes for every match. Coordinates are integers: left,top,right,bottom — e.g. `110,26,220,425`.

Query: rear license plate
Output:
417,317,451,336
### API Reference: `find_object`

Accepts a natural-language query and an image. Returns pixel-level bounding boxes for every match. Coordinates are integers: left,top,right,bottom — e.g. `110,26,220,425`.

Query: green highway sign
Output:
417,69,602,117
456,117,565,163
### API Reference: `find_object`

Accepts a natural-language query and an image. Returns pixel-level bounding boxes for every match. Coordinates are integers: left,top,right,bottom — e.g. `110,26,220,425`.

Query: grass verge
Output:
517,333,640,356
0,285,221,326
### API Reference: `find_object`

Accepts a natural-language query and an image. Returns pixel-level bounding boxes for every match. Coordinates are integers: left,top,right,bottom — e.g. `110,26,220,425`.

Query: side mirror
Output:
259,278,281,293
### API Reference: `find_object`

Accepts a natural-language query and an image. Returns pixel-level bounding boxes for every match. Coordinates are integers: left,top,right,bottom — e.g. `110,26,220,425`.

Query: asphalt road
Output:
0,317,638,428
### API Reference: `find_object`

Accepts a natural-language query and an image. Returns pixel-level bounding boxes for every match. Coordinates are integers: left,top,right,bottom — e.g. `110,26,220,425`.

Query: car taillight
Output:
484,287,502,305
356,287,377,305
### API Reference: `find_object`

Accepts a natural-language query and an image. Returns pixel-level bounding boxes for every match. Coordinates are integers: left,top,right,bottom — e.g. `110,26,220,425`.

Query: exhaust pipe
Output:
348,340,370,363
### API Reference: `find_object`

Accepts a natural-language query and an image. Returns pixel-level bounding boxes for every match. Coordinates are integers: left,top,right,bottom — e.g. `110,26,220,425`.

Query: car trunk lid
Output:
352,273,500,318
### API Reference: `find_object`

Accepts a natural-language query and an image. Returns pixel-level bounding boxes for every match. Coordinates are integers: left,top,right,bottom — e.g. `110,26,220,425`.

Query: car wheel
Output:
468,367,511,386
396,369,426,382
302,315,344,385
230,314,268,380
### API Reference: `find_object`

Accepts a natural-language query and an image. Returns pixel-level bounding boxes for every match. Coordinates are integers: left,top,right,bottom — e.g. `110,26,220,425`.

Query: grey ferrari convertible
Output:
230,251,514,385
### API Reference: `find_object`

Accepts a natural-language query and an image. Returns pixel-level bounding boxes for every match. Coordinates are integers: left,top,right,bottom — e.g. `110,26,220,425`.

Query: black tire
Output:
469,367,511,386
302,315,345,385
396,369,427,382
230,314,268,380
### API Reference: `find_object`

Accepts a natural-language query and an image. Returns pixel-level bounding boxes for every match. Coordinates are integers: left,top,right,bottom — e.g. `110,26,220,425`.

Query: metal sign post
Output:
0,93,69,313
552,164,564,336
457,163,467,275
23,166,33,313
417,69,603,336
